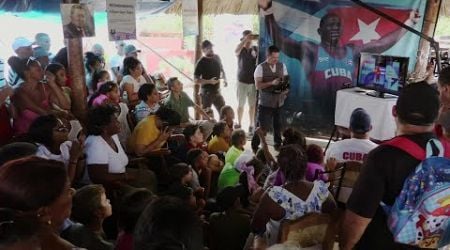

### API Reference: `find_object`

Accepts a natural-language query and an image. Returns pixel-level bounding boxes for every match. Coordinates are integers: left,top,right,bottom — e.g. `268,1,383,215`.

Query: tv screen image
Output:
357,53,409,96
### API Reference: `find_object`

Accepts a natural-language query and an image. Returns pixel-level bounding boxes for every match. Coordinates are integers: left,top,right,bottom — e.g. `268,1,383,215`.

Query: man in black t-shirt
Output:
235,30,258,133
340,82,441,250
194,40,228,114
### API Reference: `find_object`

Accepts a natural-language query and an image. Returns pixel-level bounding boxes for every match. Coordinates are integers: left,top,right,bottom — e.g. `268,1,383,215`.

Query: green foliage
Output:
435,16,450,38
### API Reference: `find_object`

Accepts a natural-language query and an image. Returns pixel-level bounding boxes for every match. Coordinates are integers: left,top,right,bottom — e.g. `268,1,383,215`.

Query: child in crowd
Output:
91,70,111,92
186,149,213,199
218,129,247,190
88,81,120,107
45,63,72,109
64,184,113,250
184,124,207,150
220,105,236,131
208,121,231,154
305,144,328,182
116,189,153,250
208,186,251,250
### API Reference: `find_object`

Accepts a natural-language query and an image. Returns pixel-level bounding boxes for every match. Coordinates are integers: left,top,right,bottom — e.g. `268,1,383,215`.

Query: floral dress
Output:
264,180,330,246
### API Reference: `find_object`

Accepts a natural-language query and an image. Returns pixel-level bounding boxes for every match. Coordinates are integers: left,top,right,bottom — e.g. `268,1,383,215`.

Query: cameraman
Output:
251,45,289,151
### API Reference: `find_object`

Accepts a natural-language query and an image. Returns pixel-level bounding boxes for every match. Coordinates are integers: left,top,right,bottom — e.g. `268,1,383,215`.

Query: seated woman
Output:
0,157,78,249
135,83,161,123
63,184,114,250
184,124,207,151
28,114,85,185
9,57,70,135
85,105,156,192
134,197,204,250
218,129,247,190
128,106,180,156
251,145,336,248
88,81,131,148
208,121,231,154
116,189,153,250
45,63,72,111
120,57,147,106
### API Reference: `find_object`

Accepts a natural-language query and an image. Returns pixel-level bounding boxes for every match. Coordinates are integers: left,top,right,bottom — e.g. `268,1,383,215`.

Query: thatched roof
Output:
165,0,258,15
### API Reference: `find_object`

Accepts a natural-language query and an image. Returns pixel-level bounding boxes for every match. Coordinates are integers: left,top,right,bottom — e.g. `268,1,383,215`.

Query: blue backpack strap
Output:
383,137,425,161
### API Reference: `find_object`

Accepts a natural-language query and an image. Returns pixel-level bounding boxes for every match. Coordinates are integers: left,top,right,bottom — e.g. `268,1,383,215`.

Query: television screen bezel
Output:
357,53,409,96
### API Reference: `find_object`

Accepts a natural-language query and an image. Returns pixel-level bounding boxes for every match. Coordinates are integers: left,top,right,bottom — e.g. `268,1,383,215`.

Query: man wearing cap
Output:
235,30,258,134
325,108,377,165
123,44,153,84
63,4,94,38
194,40,228,114
109,41,126,82
340,82,441,249
6,37,34,87
34,33,52,59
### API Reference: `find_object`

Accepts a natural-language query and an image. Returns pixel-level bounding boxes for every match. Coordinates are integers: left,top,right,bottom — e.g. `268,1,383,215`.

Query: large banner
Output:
258,0,426,135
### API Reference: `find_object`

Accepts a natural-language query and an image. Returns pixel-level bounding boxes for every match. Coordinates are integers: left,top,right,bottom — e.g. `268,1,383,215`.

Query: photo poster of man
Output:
61,3,96,39
258,0,426,135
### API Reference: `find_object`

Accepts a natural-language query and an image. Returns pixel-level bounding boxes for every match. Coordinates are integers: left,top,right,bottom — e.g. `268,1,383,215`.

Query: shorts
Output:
201,90,225,113
237,81,257,108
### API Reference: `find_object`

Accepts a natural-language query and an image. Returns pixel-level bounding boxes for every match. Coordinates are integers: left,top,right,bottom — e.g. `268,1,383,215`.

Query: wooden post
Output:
63,0,87,124
194,0,203,119
413,0,442,77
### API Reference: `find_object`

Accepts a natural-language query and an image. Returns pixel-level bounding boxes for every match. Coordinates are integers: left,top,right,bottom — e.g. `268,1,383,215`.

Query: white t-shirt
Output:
117,102,131,149
325,138,378,163
254,62,288,79
35,141,72,167
120,75,146,93
85,134,129,174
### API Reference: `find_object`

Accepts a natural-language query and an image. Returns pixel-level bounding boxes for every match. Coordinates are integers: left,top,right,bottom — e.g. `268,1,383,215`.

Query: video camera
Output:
272,75,290,93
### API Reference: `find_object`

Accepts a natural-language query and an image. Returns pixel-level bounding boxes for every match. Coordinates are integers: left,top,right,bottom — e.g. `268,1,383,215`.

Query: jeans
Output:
251,105,283,151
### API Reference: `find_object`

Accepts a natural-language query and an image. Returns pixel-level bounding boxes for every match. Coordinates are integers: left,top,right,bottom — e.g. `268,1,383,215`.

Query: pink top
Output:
13,85,50,135
115,231,133,250
92,94,109,107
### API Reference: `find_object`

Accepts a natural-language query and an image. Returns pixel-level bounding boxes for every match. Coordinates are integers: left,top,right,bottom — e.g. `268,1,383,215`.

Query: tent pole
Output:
63,0,87,124
194,0,203,119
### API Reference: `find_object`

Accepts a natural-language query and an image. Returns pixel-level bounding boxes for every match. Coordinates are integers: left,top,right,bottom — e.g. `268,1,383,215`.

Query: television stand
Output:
366,90,397,99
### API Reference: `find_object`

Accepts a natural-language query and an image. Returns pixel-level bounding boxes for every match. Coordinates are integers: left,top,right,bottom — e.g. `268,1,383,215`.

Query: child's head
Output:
165,185,197,209
45,63,67,87
71,184,112,227
118,188,153,233
306,144,324,165
99,81,120,104
183,124,204,146
92,70,111,91
186,148,208,169
282,127,307,151
212,121,231,139
220,105,234,120
170,163,193,185
216,186,244,212
231,129,246,149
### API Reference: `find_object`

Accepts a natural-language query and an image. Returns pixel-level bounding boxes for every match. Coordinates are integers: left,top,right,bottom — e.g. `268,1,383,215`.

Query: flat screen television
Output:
357,53,409,97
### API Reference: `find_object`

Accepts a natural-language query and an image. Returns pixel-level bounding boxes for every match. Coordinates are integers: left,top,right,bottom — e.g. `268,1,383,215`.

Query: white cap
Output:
12,37,33,51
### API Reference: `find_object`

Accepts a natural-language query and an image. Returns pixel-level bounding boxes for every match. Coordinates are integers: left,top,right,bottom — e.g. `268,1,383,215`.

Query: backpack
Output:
383,137,450,248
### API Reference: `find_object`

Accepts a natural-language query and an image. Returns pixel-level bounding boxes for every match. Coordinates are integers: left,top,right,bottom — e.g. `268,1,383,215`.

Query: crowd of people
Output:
0,26,449,250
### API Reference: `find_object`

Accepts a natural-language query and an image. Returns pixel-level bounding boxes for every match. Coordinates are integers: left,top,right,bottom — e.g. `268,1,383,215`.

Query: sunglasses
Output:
26,56,37,67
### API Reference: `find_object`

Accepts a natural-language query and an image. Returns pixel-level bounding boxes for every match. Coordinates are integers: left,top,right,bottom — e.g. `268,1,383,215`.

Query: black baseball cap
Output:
349,108,371,134
396,82,439,126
